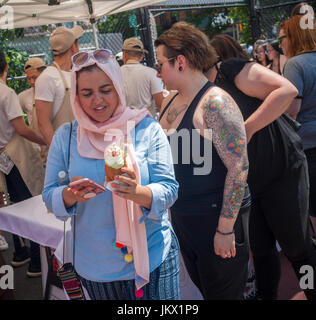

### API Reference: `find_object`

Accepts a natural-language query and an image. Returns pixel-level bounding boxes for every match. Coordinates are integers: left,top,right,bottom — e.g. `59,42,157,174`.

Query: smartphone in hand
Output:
68,178,105,198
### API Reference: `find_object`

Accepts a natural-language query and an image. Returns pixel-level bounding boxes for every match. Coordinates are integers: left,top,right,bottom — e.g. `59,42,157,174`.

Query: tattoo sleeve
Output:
202,94,249,225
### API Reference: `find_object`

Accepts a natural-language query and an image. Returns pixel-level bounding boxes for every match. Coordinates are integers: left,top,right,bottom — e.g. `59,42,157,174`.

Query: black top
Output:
161,82,229,215
215,58,306,197
269,55,281,75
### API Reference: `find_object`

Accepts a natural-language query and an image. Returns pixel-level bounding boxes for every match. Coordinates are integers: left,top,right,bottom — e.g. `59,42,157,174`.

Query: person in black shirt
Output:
266,40,287,75
155,22,251,300
207,34,316,300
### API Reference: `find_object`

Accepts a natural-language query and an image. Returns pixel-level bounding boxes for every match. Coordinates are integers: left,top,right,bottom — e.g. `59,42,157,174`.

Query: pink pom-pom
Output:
115,242,124,249
135,288,144,298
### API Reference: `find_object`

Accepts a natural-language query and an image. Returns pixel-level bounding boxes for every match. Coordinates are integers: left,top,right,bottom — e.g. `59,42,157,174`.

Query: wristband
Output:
216,228,235,235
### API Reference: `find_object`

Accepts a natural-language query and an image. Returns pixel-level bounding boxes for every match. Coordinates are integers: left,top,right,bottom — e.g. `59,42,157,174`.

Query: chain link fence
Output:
252,0,316,41
3,1,316,89
4,11,143,89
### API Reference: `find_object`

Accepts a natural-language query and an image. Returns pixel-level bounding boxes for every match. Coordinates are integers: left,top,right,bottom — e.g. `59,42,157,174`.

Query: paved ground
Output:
0,230,306,300
1,231,43,300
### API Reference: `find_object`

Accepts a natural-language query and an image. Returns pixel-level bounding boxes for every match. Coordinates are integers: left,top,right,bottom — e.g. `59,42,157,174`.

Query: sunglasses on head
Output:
72,49,114,67
154,57,177,74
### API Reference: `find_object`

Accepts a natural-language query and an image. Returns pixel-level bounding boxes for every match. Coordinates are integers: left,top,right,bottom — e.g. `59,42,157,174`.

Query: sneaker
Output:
26,263,41,278
0,235,9,251
11,249,31,267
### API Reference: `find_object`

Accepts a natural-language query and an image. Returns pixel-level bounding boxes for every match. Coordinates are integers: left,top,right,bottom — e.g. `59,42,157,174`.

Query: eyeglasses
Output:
154,57,177,74
266,49,273,54
278,35,287,45
256,51,266,55
72,49,114,67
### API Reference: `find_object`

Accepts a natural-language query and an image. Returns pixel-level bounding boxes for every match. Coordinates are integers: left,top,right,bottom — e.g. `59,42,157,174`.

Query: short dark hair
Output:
0,50,7,76
209,34,249,61
268,40,283,55
155,21,218,72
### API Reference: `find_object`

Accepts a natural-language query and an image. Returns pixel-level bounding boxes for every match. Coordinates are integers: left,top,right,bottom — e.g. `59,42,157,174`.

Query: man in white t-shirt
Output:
35,25,83,146
0,50,45,277
121,38,164,116
18,57,46,124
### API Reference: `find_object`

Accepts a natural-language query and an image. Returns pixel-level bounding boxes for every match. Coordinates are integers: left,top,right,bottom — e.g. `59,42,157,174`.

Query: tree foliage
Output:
227,6,252,45
97,10,138,40
0,29,29,94
185,8,232,38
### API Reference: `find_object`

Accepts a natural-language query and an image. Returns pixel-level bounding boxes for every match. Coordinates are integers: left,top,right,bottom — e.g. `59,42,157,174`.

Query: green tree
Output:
97,10,138,40
227,6,252,45
185,7,232,38
0,29,29,94
182,6,252,45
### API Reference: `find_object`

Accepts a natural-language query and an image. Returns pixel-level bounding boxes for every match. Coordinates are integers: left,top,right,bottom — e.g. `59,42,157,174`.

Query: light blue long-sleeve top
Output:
42,116,178,282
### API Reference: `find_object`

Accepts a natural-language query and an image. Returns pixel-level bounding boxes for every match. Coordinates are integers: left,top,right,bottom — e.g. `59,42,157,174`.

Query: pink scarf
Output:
71,55,150,290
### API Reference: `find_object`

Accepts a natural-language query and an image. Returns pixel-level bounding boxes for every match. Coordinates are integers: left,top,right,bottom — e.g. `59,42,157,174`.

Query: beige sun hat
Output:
50,25,84,55
122,37,148,54
24,57,46,71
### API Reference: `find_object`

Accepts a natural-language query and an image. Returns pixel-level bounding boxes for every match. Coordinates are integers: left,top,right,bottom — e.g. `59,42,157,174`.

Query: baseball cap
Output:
24,57,46,71
122,37,148,54
50,25,84,55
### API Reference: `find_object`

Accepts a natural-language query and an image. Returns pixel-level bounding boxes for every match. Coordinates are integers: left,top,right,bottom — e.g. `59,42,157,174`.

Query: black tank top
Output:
215,58,306,197
269,55,281,75
160,81,228,215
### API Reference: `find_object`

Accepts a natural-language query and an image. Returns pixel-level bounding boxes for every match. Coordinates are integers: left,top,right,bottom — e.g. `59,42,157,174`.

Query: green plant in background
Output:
185,7,232,38
1,29,30,124
228,6,252,46
0,29,29,94
97,10,138,40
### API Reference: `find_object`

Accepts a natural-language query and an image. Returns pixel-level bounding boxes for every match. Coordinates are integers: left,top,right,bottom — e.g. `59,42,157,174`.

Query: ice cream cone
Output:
105,158,128,183
104,143,128,185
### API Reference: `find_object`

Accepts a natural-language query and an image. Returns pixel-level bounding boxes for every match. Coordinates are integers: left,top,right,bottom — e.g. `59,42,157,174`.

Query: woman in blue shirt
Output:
42,49,180,300
280,15,316,236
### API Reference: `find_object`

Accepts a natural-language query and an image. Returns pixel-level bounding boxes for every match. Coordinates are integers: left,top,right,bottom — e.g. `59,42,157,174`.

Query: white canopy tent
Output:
0,0,164,29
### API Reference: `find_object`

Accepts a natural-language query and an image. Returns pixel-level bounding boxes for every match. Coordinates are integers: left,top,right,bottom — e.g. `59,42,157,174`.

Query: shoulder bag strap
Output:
62,121,74,265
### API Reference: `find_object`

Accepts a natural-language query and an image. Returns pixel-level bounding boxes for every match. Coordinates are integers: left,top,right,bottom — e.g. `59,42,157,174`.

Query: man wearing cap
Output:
35,25,83,148
121,37,164,116
18,57,46,125
0,50,45,277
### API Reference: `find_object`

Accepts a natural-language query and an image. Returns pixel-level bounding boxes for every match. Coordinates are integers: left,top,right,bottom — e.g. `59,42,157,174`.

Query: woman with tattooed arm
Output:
155,22,251,300
207,34,316,300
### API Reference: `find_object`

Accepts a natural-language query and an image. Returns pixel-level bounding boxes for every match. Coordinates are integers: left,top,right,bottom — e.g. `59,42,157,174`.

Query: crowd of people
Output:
0,2,316,300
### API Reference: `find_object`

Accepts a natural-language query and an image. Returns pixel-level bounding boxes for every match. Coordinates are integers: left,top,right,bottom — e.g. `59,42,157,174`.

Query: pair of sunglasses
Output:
72,49,114,66
278,35,287,45
154,57,177,74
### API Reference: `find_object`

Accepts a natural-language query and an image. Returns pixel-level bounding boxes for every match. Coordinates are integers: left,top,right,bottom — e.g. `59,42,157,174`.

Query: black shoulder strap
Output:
159,92,179,121
62,121,74,266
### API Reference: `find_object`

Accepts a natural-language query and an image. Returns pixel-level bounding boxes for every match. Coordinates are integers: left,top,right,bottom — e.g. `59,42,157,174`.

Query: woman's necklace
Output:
166,103,189,124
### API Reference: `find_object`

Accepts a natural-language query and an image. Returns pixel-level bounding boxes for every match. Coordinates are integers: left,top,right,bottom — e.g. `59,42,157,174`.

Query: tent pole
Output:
92,22,99,49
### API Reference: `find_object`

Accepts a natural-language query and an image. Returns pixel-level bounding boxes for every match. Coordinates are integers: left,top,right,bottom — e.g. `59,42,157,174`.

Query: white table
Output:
0,195,69,299
0,196,203,300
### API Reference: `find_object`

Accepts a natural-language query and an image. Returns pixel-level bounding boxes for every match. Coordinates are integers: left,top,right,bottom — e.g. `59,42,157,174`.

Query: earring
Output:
179,66,183,71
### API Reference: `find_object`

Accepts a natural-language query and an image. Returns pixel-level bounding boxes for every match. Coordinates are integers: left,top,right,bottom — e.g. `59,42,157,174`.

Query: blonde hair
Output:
280,15,316,58
154,21,218,72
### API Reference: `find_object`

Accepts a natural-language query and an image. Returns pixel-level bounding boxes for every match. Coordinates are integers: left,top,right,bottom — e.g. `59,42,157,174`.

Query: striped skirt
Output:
79,232,180,300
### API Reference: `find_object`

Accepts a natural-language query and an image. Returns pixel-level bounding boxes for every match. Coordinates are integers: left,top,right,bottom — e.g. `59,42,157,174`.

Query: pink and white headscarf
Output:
71,52,150,291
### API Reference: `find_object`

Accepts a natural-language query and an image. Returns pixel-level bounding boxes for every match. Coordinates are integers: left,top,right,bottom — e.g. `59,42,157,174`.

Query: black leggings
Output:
171,204,250,300
250,164,316,300
305,147,316,217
